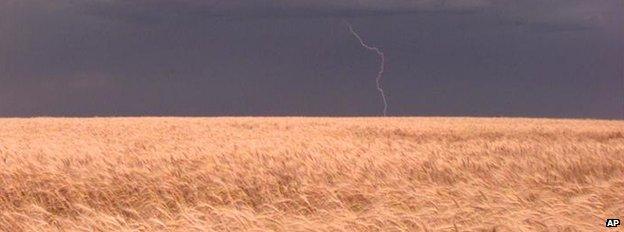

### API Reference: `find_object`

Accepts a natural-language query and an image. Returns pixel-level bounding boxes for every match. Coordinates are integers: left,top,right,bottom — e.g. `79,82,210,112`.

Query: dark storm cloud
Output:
79,0,614,28
82,0,492,18
72,0,499,29
0,0,622,117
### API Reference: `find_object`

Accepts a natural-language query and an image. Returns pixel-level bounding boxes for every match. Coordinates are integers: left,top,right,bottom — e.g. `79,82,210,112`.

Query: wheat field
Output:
0,117,622,231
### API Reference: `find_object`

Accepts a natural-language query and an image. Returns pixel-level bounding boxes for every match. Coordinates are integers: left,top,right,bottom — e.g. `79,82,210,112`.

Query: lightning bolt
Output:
344,20,389,116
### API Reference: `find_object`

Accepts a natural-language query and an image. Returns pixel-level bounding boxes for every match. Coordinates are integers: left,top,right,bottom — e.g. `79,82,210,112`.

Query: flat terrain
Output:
0,117,622,231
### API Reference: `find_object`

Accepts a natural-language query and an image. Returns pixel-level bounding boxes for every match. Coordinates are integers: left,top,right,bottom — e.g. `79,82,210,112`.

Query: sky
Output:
1,0,622,118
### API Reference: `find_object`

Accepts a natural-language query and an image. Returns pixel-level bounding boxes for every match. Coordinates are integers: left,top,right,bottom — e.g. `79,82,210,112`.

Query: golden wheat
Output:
0,117,622,231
